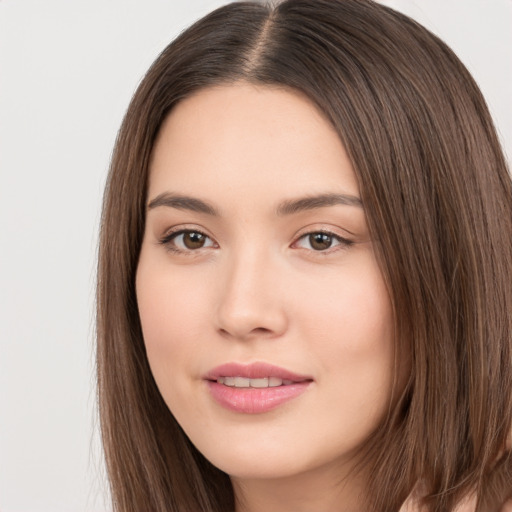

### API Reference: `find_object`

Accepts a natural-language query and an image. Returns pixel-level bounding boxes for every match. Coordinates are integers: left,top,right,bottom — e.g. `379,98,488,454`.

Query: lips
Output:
217,376,294,388
205,361,312,382
205,362,313,414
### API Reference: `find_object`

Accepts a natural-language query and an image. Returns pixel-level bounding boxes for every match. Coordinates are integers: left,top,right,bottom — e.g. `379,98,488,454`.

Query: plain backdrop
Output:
0,1,510,511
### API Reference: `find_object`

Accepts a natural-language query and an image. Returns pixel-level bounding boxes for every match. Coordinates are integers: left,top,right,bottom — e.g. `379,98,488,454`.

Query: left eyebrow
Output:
276,193,363,216
147,193,219,216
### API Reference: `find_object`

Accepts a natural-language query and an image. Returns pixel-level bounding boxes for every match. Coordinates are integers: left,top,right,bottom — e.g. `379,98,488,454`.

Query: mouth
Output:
205,361,312,382
204,362,313,414
215,376,296,388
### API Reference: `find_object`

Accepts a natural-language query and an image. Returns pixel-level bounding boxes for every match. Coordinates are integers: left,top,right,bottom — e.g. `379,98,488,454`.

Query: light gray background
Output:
0,1,510,511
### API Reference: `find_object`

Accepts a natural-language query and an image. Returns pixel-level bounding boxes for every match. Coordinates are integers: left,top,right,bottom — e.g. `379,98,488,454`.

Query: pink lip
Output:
205,362,313,414
205,362,312,381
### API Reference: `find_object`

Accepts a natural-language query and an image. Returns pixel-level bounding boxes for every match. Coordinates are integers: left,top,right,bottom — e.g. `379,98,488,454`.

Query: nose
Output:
215,250,288,341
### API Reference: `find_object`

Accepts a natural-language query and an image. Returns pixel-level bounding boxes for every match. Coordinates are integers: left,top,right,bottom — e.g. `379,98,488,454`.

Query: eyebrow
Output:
276,193,363,215
147,193,219,215
147,192,363,216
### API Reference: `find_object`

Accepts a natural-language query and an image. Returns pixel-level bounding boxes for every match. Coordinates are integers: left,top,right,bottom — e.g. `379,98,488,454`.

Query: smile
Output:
205,362,313,414
216,377,294,387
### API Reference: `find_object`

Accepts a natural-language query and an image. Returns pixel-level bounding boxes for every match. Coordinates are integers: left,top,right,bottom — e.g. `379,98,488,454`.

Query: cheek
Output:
297,256,393,357
135,255,210,394
297,261,395,416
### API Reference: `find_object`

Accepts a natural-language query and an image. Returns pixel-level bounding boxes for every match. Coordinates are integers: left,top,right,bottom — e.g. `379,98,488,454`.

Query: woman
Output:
96,1,512,510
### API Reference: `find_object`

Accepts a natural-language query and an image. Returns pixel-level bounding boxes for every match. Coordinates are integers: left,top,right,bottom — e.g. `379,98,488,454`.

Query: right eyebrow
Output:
147,193,219,216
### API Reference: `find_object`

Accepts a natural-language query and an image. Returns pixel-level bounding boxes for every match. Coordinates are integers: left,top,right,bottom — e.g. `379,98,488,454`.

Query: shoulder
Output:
399,483,477,512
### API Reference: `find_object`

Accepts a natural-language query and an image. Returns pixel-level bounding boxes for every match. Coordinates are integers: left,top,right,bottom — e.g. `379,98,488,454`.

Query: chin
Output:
191,430,354,483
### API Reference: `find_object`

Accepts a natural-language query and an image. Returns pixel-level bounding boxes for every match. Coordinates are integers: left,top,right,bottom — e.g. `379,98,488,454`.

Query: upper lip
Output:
205,362,313,382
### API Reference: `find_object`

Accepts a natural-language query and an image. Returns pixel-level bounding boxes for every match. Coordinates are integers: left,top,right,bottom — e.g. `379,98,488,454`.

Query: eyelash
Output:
158,228,354,255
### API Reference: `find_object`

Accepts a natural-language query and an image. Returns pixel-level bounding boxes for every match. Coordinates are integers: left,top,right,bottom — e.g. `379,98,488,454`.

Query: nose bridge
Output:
215,243,287,339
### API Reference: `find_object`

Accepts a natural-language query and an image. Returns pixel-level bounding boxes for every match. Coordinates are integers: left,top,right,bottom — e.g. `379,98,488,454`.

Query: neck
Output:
232,461,366,512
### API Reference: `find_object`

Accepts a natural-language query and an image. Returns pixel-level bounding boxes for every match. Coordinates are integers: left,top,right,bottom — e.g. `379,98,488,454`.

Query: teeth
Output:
268,377,282,387
250,378,269,388
217,376,292,388
234,377,250,387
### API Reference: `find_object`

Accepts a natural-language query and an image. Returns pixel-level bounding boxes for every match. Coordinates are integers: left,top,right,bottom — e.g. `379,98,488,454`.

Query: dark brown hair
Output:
97,1,512,510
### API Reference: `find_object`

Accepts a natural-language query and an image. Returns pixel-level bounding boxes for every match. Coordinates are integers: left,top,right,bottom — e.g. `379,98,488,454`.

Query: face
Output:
136,83,395,486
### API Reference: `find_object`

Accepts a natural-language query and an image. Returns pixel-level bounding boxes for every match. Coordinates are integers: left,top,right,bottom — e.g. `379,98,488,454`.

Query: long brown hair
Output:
97,1,512,510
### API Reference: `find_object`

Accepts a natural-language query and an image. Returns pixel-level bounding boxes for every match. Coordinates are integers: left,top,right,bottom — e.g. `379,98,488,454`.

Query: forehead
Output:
148,83,359,208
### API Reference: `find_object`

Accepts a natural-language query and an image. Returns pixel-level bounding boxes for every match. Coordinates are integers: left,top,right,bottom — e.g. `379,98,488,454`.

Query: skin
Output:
136,83,398,512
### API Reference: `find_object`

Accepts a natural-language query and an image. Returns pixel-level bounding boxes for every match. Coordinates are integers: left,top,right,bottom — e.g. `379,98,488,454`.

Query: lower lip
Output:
206,381,311,414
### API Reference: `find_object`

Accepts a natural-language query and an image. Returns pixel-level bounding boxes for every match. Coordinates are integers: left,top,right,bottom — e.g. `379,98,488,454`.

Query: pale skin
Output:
136,83,405,511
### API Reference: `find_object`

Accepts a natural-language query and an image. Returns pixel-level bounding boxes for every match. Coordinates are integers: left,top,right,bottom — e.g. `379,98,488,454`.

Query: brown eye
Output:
294,231,353,253
308,233,333,251
182,231,207,249
162,230,216,252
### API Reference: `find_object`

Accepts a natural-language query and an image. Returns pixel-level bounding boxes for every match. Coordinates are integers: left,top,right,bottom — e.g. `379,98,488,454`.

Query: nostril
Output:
217,325,279,340
251,327,274,335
